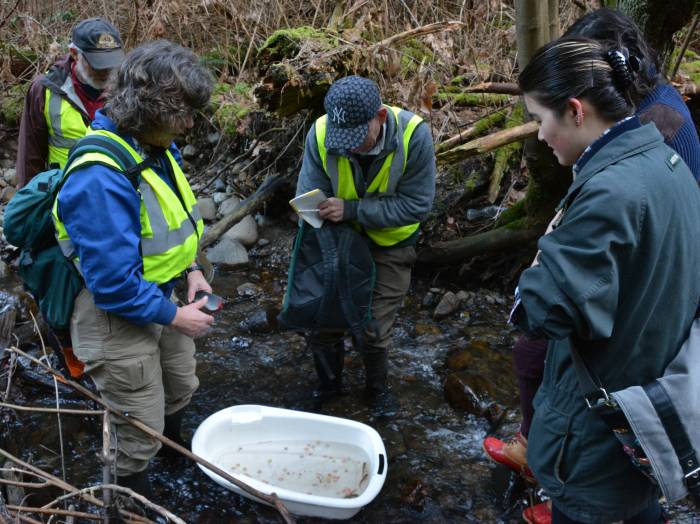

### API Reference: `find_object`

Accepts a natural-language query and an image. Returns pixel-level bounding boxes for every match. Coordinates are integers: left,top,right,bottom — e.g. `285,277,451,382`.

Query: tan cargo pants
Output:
71,288,199,476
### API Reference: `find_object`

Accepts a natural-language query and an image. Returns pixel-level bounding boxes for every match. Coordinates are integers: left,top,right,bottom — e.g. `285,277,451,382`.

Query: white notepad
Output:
289,189,327,228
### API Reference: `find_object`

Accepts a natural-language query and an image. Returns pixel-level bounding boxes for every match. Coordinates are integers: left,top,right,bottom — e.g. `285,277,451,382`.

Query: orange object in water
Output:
62,346,85,378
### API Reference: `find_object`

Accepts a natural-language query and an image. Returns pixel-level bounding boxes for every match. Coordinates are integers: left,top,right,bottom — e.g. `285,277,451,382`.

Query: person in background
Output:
483,11,700,522
295,75,436,414
17,17,124,187
512,37,700,523
53,40,214,497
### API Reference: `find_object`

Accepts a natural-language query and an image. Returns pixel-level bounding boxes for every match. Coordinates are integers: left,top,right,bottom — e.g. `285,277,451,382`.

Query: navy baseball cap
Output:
323,76,382,151
71,18,124,70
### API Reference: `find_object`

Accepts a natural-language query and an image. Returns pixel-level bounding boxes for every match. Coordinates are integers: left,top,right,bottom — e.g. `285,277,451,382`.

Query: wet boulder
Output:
237,282,261,297
182,144,198,160
218,195,241,217
444,370,503,422
239,306,279,333
433,291,460,319
223,214,259,247
206,238,249,268
197,197,217,221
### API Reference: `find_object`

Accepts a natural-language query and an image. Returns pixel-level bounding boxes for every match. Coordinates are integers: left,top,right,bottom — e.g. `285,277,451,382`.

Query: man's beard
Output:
75,57,107,90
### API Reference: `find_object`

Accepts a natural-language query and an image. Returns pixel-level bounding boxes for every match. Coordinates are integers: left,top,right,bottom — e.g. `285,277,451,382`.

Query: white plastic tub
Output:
191,405,388,520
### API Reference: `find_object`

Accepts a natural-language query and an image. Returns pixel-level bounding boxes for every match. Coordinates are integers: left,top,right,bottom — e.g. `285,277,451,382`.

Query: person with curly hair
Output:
52,40,214,497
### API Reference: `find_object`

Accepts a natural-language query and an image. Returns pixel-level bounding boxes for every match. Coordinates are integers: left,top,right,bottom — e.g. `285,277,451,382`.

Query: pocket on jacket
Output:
527,401,573,497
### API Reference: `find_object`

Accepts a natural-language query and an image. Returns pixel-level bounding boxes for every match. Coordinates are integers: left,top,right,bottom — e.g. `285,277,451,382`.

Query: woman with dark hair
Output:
565,8,700,179
483,11,700,521
507,37,700,523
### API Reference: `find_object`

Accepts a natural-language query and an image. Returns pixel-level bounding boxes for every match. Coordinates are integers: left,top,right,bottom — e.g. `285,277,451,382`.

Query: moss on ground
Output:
0,83,28,126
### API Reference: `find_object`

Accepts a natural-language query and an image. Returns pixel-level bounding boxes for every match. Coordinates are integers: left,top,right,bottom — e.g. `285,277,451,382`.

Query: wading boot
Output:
309,339,345,410
157,409,187,459
482,432,535,483
117,468,153,499
363,352,399,417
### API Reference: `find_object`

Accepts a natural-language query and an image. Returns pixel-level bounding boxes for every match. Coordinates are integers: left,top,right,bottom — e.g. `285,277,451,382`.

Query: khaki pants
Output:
71,289,199,476
309,245,416,391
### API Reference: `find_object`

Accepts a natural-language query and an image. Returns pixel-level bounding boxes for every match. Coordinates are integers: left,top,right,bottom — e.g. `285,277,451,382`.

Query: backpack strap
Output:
62,134,157,191
643,381,700,502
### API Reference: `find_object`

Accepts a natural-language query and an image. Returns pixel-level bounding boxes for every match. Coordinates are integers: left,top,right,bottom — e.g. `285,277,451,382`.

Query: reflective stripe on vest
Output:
52,129,203,285
44,77,88,169
315,105,423,246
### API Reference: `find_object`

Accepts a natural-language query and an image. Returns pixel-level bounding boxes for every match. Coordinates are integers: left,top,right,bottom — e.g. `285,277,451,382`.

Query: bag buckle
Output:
684,466,700,480
585,388,611,409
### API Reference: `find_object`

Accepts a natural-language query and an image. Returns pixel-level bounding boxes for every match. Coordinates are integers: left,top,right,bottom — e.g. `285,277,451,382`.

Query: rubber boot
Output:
157,409,187,459
117,468,153,499
310,339,345,408
363,351,399,417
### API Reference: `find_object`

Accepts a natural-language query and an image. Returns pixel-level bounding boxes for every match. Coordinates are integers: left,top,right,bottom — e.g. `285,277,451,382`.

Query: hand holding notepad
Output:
289,189,327,228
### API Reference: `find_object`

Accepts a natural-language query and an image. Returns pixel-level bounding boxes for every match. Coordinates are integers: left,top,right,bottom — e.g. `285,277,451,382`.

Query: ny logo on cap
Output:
97,34,118,49
331,106,346,124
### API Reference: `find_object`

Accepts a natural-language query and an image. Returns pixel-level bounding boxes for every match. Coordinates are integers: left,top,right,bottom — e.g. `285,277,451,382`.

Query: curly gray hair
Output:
105,40,213,137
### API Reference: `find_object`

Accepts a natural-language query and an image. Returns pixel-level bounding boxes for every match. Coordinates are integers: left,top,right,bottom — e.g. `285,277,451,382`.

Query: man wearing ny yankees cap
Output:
296,75,436,413
17,17,124,187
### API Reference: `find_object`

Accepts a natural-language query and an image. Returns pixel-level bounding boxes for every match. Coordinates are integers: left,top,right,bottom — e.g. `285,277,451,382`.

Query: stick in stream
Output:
4,347,297,524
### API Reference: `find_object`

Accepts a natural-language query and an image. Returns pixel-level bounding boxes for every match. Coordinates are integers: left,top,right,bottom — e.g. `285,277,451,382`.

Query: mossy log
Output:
488,104,524,203
462,82,521,95
417,226,540,264
437,121,538,164
253,21,464,116
434,92,511,108
435,109,508,154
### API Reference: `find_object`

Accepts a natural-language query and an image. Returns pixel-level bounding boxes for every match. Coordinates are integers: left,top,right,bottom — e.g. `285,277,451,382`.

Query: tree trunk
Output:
512,0,570,228
617,0,699,72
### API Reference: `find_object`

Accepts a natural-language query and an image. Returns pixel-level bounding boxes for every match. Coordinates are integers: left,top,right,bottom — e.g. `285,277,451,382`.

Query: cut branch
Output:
437,121,539,165
417,226,540,264
370,21,465,50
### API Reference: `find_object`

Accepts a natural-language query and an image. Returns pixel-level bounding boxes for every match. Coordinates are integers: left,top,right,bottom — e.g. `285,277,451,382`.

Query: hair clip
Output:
606,49,633,89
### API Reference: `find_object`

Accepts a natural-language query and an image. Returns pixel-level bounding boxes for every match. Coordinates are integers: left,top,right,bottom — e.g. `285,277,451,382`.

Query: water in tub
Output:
215,439,370,498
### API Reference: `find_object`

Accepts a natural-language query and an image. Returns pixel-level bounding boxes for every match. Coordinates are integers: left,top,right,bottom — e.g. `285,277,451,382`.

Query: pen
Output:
296,209,320,213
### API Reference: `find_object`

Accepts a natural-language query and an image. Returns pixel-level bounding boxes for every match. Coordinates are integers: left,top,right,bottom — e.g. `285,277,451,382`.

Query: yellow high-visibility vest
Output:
315,105,423,246
44,79,89,169
52,129,203,285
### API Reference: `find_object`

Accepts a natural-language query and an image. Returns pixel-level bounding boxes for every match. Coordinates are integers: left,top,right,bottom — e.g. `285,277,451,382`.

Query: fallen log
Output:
435,109,508,153
417,226,540,264
369,20,465,50
200,174,289,250
437,120,539,166
461,82,521,95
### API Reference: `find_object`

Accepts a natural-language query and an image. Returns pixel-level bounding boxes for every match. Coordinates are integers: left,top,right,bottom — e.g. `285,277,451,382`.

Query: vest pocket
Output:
527,401,573,497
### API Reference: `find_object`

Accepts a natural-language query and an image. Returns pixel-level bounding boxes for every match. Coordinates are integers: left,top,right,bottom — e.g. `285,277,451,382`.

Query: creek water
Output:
1,227,699,523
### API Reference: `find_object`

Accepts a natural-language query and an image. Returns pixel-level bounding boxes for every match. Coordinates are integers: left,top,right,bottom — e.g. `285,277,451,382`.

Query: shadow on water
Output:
1,252,698,523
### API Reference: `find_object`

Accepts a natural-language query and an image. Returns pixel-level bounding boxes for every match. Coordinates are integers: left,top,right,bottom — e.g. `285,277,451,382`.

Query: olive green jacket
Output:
516,122,700,522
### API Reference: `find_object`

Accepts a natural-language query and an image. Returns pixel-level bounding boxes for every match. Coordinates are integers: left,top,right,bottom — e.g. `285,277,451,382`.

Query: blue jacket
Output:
56,110,183,325
514,121,700,522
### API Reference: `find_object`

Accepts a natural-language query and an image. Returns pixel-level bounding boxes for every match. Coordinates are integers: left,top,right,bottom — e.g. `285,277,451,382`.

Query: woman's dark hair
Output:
105,40,213,137
564,8,660,104
518,37,635,122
